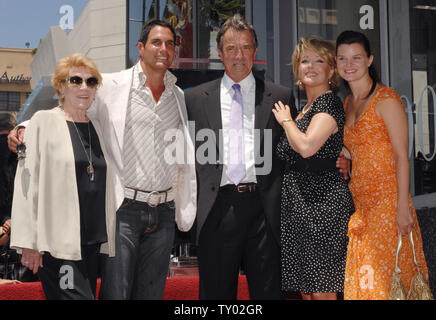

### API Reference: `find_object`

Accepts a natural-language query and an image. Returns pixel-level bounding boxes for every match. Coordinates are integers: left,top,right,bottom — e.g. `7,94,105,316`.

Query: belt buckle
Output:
236,185,247,193
146,191,161,207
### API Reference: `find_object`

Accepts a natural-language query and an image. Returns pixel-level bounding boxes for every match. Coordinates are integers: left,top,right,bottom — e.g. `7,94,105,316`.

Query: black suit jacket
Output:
185,76,296,245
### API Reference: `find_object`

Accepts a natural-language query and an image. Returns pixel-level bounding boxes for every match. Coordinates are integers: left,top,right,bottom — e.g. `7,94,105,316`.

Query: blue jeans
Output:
99,198,175,300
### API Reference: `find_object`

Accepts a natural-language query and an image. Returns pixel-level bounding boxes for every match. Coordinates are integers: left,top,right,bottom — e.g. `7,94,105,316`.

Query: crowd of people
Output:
1,14,430,300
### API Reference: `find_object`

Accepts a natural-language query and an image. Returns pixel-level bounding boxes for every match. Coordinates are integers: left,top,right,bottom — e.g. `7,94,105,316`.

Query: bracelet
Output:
281,118,293,126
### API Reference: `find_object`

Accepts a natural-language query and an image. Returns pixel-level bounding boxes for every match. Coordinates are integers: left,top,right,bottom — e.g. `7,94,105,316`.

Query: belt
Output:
288,158,338,173
220,183,257,193
124,187,173,207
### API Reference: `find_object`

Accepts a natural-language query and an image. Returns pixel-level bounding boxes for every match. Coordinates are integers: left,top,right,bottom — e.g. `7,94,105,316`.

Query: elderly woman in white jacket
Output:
10,53,115,300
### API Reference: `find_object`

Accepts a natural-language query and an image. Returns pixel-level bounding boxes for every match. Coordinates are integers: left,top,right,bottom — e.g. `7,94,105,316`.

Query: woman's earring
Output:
297,80,304,90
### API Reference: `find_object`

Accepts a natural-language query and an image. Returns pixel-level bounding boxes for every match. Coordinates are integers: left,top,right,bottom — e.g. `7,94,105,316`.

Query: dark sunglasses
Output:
65,76,99,88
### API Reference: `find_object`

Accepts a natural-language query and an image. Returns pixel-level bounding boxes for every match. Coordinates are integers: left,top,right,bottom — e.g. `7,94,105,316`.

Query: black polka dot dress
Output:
277,92,355,294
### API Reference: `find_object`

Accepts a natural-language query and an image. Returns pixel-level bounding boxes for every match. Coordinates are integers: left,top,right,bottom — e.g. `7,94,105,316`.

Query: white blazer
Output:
87,67,197,232
11,107,116,260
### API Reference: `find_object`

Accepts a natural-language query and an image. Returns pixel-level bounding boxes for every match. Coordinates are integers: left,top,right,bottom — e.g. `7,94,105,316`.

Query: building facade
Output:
0,47,33,117
126,0,436,203
24,0,436,203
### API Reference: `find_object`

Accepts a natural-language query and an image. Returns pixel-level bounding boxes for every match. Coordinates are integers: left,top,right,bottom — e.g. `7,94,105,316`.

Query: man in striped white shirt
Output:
92,20,197,299
123,51,180,209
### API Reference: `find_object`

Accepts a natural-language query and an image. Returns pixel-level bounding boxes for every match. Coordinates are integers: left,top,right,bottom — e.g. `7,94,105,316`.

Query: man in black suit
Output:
185,14,296,300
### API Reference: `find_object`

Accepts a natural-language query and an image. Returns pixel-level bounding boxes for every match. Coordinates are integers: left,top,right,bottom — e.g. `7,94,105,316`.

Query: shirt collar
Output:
222,72,255,94
133,61,178,90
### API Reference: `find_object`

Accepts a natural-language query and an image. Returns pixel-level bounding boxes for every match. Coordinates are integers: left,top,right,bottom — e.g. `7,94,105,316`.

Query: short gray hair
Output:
216,14,258,51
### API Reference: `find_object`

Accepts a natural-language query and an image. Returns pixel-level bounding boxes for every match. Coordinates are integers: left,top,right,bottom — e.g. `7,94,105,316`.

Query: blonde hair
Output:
51,53,102,103
292,36,338,90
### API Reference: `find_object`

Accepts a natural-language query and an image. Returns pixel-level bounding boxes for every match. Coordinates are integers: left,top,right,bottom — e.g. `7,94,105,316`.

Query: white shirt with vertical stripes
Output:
123,62,181,199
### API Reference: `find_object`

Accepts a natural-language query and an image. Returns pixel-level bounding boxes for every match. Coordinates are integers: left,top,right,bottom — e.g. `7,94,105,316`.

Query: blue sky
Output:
0,0,88,48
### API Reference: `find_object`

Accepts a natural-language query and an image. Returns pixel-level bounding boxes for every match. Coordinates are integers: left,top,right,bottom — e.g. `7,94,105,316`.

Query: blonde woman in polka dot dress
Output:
273,37,355,300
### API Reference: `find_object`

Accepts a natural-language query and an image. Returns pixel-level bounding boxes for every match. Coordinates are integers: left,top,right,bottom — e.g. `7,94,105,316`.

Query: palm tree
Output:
200,0,244,29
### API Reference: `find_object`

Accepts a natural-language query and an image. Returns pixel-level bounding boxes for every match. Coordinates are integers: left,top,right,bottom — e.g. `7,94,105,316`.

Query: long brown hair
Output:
336,30,379,98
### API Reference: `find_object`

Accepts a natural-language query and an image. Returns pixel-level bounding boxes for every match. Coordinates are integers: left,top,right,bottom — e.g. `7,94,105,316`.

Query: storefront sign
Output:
297,4,375,29
0,71,32,84
299,8,338,25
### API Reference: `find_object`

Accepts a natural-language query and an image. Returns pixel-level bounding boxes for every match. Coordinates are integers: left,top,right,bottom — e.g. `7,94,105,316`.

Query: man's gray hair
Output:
216,14,258,51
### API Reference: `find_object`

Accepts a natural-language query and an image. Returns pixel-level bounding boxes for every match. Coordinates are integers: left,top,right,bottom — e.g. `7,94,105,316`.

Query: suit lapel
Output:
201,80,223,156
110,68,134,153
254,78,273,143
204,80,222,133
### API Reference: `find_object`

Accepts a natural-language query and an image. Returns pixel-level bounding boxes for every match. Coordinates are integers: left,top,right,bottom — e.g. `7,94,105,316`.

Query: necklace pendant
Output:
87,164,95,182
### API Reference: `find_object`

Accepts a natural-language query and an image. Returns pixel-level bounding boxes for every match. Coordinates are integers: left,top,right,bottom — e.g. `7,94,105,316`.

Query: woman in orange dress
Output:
335,30,429,300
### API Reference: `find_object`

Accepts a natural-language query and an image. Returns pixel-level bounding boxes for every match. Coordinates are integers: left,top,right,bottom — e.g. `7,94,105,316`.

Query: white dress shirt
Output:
220,72,257,186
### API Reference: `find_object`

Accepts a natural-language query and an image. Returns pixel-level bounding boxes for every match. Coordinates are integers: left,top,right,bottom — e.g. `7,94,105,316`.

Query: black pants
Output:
38,244,100,300
198,189,282,300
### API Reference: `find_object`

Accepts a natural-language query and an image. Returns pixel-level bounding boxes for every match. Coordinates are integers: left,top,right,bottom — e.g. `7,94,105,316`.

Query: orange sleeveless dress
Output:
343,86,429,300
